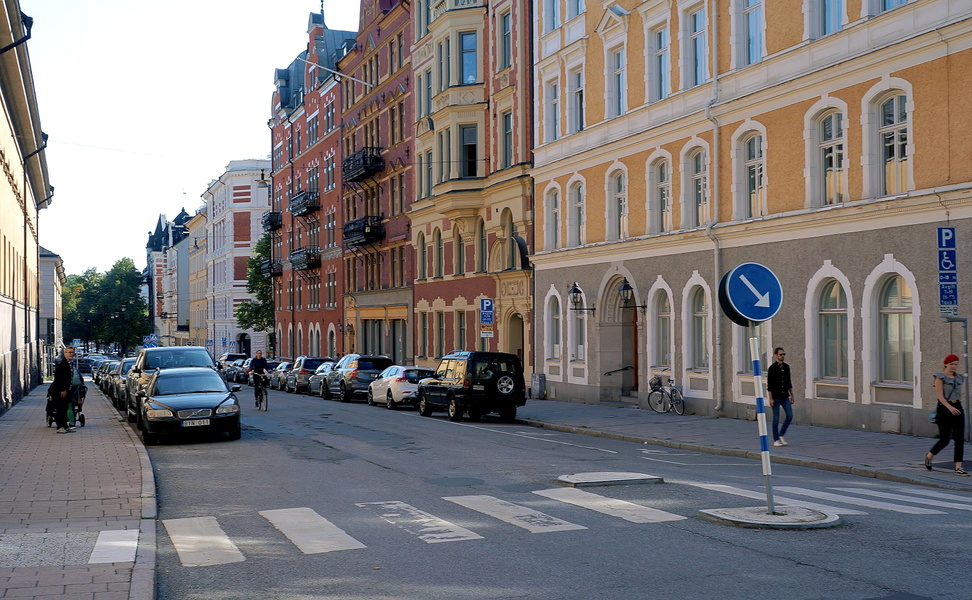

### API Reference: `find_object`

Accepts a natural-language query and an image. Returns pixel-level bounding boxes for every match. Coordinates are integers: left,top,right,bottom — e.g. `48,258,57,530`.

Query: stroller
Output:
46,385,86,428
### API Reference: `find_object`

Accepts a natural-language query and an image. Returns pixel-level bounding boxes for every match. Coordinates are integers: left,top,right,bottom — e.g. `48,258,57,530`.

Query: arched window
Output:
328,331,336,358
433,229,443,277
417,232,427,279
879,275,913,383
819,111,846,205
689,149,708,227
545,190,561,250
547,296,561,359
476,220,487,272
691,287,709,369
819,279,848,379
743,133,764,218
609,171,627,240
567,182,585,246
504,212,519,270
652,160,671,233
454,229,465,275
879,93,908,196
653,292,671,368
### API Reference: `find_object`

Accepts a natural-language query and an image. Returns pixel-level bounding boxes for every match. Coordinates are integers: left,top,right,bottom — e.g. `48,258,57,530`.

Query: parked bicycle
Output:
254,374,269,411
647,374,684,415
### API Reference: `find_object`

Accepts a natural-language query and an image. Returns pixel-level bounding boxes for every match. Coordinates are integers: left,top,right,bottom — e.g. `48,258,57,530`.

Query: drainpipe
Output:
705,0,724,411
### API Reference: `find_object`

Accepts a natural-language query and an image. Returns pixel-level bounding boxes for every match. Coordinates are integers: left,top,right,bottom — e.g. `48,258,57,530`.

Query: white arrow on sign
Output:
739,274,771,308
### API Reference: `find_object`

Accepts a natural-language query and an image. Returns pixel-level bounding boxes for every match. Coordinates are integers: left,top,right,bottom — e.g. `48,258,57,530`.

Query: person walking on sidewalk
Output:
49,346,77,433
925,354,967,476
767,347,794,447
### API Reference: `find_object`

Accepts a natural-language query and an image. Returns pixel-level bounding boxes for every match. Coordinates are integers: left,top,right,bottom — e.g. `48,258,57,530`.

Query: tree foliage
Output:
234,234,274,332
61,259,151,353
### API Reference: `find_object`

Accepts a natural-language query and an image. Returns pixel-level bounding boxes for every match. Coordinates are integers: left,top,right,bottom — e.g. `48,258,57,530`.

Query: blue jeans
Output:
772,397,792,440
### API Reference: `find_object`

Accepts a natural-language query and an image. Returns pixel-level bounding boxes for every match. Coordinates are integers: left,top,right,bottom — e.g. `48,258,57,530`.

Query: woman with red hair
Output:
925,354,967,476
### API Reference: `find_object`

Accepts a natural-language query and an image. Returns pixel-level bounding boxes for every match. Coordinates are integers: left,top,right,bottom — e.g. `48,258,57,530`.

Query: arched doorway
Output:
507,313,524,362
597,276,640,398
237,334,251,357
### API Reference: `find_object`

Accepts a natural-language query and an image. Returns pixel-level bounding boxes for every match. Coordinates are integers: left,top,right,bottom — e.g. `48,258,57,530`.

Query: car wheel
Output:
126,402,137,423
498,405,517,422
447,397,463,422
339,384,349,403
386,391,395,410
418,392,434,417
367,388,375,406
322,383,332,400
227,424,242,441
494,373,516,397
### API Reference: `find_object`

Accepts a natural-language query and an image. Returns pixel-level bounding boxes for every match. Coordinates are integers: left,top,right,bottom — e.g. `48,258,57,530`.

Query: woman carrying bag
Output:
925,354,967,476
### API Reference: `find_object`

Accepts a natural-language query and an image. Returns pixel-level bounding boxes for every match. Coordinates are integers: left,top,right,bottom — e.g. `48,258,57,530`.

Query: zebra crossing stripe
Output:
888,488,972,503
532,488,686,523
356,501,483,543
260,508,366,554
87,529,139,564
830,488,972,512
775,487,946,515
684,482,867,515
163,517,245,567
443,495,587,533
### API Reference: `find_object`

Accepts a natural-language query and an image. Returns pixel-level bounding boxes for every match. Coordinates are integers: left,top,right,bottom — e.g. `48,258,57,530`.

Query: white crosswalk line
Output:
532,488,686,523
260,508,366,554
685,482,867,515
884,488,972,503
356,501,483,543
87,529,139,564
829,488,972,512
163,517,245,567
775,487,946,514
443,495,587,533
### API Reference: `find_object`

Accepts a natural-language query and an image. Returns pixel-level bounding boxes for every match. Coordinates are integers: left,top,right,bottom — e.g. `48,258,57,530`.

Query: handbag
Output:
929,410,938,424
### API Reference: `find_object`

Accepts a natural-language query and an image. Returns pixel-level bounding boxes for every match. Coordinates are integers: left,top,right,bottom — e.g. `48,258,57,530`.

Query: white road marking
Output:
533,488,685,523
641,456,752,466
888,488,972,502
776,487,946,515
260,507,366,554
443,495,587,533
685,482,867,515
830,488,972,512
163,517,245,567
87,529,139,564
356,501,483,543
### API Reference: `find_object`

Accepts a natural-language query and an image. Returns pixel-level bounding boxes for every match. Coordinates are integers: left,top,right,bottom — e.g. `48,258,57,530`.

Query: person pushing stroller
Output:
48,346,79,433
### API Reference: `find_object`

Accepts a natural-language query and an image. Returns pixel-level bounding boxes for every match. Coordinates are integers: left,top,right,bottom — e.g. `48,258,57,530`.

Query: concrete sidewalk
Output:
0,382,155,600
518,398,972,492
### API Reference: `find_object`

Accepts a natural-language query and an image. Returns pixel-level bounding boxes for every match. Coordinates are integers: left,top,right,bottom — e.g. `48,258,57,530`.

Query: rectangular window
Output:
881,0,907,12
425,68,433,116
425,149,434,194
460,125,478,178
744,0,763,66
502,111,513,168
545,81,560,142
609,48,625,117
460,32,477,84
572,313,585,360
420,312,428,357
689,8,708,87
456,311,467,350
822,0,843,35
652,26,670,101
568,70,584,134
567,0,583,20
500,13,512,70
436,312,445,358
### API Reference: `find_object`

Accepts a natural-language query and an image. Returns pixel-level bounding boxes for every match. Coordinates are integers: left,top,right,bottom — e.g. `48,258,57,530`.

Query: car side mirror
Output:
230,384,242,392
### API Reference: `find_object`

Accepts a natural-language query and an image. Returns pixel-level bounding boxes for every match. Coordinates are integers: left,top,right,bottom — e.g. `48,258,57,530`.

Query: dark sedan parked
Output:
135,367,242,445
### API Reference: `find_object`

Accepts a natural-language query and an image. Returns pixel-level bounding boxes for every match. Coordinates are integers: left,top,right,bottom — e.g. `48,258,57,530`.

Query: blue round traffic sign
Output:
718,262,782,325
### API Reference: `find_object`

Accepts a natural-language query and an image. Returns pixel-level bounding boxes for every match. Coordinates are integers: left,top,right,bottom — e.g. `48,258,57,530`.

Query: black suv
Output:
417,351,526,421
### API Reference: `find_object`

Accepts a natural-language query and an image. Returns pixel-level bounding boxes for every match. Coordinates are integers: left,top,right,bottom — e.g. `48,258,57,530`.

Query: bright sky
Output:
24,0,360,276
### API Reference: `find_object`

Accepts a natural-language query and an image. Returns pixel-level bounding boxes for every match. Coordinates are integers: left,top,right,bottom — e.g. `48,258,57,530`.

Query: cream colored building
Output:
185,209,208,348
532,0,972,435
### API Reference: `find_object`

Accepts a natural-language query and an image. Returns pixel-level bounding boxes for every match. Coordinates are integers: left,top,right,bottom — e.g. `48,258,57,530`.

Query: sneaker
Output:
55,428,66,434
773,440,784,447
779,436,788,446
67,426,76,432
956,468,969,476
924,455,933,470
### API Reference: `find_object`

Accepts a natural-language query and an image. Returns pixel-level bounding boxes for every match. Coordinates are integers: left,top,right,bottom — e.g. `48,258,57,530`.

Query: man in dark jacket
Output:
766,347,794,447
49,346,77,433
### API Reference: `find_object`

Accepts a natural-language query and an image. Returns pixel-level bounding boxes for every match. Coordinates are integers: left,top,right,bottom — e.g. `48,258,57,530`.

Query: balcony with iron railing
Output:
343,215,385,247
289,246,322,271
261,259,283,277
288,188,321,217
262,210,283,232
342,147,384,182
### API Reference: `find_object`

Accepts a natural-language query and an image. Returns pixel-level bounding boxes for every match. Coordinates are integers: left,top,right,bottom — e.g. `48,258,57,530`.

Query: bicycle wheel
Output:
670,388,685,415
254,386,263,409
647,389,669,413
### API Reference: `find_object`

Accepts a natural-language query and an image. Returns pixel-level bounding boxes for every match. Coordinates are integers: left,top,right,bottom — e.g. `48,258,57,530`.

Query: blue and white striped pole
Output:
750,336,778,515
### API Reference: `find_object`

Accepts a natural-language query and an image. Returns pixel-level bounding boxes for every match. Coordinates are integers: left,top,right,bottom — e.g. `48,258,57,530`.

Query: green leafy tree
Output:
61,260,150,353
235,234,274,333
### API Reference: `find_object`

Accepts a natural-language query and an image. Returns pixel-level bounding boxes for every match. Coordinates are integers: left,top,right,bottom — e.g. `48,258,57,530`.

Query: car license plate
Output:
182,419,210,427
473,385,485,391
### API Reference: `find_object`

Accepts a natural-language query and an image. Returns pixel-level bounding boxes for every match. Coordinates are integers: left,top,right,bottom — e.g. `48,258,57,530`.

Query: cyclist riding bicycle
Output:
248,350,270,409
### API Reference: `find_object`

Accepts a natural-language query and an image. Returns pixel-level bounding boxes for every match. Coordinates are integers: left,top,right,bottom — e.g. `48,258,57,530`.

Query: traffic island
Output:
557,471,663,487
696,506,842,529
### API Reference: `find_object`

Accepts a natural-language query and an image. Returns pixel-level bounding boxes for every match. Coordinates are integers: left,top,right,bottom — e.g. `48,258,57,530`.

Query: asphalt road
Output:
144,386,972,600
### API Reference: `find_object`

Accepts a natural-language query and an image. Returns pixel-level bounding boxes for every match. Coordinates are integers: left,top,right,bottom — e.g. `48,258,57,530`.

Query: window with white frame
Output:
818,279,848,379
460,124,478,178
649,25,670,102
879,0,907,13
689,149,708,227
879,93,908,196
544,0,560,33
738,321,769,373
743,133,765,218
821,0,843,35
610,171,628,240
504,212,519,270
500,12,512,70
878,275,913,383
607,47,626,118
568,70,584,134
547,296,562,359
691,287,710,369
460,32,477,84
571,310,586,360
653,292,672,368
743,0,763,66
687,7,708,88
567,182,585,247
820,111,846,205
417,232,427,279
567,0,584,20
545,80,560,143
501,110,513,168
545,190,561,250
